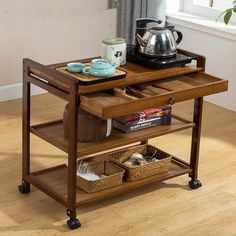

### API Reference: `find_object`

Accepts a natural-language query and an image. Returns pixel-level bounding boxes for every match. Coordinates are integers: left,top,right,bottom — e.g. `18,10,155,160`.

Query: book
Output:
113,115,172,133
115,105,172,124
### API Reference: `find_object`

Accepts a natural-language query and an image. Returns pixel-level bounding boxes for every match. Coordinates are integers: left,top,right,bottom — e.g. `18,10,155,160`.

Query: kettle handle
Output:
171,29,183,45
136,18,162,28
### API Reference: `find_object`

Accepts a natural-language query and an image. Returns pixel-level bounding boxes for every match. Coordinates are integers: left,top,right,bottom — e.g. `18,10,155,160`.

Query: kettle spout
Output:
136,34,146,47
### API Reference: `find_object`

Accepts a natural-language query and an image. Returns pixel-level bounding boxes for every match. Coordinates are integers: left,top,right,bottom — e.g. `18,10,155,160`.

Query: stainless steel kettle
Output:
136,18,183,58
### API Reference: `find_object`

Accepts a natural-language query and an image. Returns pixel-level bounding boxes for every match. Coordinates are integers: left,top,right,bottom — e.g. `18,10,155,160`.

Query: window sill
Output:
166,12,236,41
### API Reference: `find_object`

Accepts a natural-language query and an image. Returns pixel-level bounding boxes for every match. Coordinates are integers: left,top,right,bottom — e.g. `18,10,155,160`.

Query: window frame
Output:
180,0,236,24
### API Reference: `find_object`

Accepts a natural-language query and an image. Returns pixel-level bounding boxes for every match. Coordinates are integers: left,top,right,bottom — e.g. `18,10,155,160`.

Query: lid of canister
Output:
102,37,126,45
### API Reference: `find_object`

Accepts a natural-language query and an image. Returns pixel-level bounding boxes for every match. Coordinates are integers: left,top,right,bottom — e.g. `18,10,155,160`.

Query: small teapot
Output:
82,59,116,77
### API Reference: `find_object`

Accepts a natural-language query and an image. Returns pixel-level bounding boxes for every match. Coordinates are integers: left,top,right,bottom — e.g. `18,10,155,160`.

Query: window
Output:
194,0,232,9
180,0,236,24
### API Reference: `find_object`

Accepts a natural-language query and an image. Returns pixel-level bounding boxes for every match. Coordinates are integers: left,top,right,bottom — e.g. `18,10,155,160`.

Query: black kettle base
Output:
126,45,193,69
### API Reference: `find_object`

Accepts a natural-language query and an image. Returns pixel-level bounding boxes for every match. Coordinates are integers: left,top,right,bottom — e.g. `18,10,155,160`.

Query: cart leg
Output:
189,97,203,189
19,63,31,193
18,179,30,194
66,209,81,230
66,82,81,229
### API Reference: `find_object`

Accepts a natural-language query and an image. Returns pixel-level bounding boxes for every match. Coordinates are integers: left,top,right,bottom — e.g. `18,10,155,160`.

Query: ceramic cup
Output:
67,62,85,73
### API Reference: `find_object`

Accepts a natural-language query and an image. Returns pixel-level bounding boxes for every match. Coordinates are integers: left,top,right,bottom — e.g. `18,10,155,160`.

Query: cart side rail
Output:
23,58,79,93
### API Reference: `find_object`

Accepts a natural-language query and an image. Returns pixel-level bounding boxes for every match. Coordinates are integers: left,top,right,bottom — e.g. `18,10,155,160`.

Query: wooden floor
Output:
0,93,236,236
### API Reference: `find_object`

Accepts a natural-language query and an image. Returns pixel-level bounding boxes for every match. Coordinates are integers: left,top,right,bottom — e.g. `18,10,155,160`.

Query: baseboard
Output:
0,82,47,102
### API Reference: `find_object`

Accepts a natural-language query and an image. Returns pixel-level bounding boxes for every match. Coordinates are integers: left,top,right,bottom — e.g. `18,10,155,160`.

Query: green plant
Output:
216,0,236,25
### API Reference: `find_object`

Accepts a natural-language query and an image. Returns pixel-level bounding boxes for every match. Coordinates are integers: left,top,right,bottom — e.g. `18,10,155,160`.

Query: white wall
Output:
0,0,116,86
172,25,236,111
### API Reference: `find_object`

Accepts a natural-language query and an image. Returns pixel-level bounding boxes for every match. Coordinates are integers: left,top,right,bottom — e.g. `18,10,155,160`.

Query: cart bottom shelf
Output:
28,158,191,207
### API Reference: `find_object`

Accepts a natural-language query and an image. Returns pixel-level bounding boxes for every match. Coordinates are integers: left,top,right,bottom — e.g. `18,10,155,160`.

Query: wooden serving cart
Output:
18,49,228,229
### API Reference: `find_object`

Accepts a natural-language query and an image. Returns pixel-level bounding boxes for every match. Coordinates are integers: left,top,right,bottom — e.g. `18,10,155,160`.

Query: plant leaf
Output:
224,9,233,25
216,10,227,22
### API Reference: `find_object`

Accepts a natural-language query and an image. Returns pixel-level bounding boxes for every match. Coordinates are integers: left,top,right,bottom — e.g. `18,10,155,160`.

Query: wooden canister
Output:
63,104,112,142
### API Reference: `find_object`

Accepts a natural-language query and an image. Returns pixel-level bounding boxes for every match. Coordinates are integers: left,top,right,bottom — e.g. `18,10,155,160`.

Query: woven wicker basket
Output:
76,160,125,193
109,144,172,181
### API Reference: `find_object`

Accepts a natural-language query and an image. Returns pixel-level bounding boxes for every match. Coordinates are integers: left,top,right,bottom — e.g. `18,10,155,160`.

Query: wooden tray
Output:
56,62,127,85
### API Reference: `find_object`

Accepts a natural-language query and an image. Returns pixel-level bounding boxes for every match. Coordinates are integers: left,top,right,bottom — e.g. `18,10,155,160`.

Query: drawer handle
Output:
168,96,175,105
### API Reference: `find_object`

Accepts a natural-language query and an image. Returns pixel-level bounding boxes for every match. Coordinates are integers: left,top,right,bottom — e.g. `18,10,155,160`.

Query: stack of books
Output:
113,105,172,133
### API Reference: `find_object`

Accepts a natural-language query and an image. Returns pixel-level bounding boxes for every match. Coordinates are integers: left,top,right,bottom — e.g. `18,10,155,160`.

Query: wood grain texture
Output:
136,84,170,94
30,117,194,157
28,58,202,95
77,63,203,95
0,93,236,235
31,160,190,207
80,72,228,119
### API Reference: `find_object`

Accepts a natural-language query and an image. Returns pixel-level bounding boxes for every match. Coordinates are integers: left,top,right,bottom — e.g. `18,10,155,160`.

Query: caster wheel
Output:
18,184,30,194
67,218,81,230
189,179,202,189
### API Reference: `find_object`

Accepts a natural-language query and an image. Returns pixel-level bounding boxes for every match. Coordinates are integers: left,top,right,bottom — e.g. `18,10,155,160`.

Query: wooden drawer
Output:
80,72,228,119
